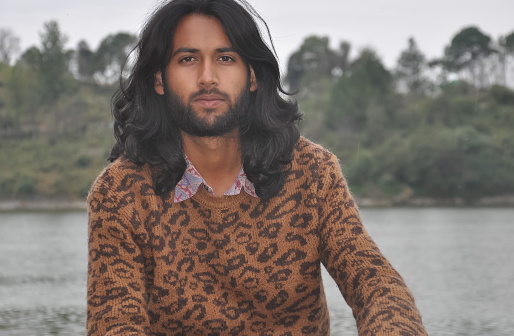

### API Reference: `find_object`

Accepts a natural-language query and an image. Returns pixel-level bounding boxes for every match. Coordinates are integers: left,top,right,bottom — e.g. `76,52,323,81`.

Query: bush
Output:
16,175,37,196
490,84,514,105
76,155,92,168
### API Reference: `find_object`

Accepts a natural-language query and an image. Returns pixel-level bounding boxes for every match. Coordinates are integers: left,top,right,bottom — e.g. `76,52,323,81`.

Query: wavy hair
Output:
110,0,301,201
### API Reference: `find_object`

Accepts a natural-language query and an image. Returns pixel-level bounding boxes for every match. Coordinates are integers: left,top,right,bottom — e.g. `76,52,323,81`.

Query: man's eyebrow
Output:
216,47,236,53
172,47,237,57
172,47,199,56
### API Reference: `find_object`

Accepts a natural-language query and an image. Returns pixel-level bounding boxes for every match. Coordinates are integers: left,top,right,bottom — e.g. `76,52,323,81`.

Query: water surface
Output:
1,208,513,335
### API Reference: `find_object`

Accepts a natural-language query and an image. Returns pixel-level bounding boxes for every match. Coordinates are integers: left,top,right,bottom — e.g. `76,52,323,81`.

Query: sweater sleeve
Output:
86,163,152,335
318,154,427,336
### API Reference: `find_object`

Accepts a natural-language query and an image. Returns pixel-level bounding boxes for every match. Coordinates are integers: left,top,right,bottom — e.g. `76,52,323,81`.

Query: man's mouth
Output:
193,94,226,109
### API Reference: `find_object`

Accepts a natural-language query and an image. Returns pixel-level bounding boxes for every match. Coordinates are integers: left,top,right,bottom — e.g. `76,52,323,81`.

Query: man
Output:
87,0,427,335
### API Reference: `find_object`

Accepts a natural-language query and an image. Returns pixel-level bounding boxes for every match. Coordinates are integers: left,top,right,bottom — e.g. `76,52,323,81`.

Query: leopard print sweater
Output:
87,137,427,335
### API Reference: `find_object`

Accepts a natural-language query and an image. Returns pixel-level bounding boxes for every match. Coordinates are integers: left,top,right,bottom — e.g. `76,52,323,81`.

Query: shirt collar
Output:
174,156,258,202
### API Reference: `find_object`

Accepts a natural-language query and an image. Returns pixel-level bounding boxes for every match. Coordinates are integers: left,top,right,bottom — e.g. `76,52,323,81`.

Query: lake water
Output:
0,208,513,335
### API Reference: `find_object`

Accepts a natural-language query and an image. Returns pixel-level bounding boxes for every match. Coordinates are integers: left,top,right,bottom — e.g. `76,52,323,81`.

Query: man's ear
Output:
249,66,258,92
154,71,165,95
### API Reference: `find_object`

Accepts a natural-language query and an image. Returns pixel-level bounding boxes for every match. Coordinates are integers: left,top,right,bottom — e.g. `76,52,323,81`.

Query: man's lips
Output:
193,94,225,108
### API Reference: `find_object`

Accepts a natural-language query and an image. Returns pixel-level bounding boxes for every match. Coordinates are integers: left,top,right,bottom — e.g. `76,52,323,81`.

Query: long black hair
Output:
110,0,301,201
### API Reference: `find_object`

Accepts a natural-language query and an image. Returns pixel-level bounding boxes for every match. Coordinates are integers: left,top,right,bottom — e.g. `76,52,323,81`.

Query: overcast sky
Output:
2,0,514,71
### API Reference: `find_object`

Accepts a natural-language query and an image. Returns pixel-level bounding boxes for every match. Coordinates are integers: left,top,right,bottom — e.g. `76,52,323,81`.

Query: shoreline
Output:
355,195,514,208
0,200,87,212
1,195,514,212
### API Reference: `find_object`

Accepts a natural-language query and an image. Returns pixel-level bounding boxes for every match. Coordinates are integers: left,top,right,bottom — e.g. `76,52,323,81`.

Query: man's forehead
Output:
171,14,233,53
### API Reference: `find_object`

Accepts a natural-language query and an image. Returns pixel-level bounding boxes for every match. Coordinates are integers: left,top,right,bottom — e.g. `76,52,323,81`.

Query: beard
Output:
164,82,251,137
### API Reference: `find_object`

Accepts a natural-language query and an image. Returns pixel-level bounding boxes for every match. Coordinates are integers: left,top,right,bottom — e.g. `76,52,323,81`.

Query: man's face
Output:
154,14,257,136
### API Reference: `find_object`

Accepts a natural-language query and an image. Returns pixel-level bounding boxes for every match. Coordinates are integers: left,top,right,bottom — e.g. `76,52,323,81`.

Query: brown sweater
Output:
87,137,427,336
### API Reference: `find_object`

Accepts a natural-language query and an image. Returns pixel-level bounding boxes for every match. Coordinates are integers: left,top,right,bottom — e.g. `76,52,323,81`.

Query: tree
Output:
335,41,352,75
499,30,514,86
395,37,429,96
326,48,394,132
75,40,96,80
13,21,72,106
285,36,351,90
18,46,42,69
286,36,333,90
387,126,512,201
38,21,73,102
505,31,514,52
0,28,20,65
95,32,137,83
439,26,496,87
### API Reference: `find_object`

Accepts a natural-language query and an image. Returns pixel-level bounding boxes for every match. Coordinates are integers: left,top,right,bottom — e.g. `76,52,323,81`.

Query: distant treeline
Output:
0,22,513,204
289,28,514,203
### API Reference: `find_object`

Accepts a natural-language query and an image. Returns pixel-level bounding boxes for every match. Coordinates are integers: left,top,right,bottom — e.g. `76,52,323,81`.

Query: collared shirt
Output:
174,156,258,202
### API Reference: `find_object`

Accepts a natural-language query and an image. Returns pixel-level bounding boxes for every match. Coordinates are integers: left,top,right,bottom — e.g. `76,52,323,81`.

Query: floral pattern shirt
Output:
174,156,258,203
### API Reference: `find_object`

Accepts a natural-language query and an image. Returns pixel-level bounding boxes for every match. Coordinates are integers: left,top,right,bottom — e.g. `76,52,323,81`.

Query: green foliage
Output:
0,21,138,202
0,65,37,128
490,84,514,105
326,49,394,134
286,35,350,90
287,36,331,90
406,127,508,199
16,21,76,105
76,40,96,80
297,73,333,141
505,31,514,52
0,23,136,202
0,133,112,200
0,28,20,65
431,26,497,88
395,37,429,96
288,32,514,203
443,26,496,72
76,155,92,168
0,60,114,200
19,46,41,69
37,21,74,102
2,22,514,205
95,32,137,83
16,175,37,196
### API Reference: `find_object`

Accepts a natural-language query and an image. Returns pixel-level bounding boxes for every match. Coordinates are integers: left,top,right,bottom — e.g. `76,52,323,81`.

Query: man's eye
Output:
219,56,234,62
179,56,195,63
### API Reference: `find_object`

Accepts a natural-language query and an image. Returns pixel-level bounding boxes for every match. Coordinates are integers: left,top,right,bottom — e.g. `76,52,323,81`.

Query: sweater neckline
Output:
190,184,256,209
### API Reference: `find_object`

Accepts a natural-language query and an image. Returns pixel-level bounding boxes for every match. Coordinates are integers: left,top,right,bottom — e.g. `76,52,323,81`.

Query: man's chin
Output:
191,105,228,117
181,125,238,138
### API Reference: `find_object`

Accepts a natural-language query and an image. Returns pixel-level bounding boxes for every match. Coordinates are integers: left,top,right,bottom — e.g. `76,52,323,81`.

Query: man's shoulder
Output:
293,136,340,168
286,137,343,189
100,156,151,180
88,157,154,198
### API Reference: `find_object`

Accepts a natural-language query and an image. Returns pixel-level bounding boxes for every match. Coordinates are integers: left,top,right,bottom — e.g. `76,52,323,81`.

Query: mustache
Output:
189,88,230,101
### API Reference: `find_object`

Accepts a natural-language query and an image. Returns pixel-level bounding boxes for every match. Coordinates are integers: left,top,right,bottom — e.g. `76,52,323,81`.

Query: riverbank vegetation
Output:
1,22,513,205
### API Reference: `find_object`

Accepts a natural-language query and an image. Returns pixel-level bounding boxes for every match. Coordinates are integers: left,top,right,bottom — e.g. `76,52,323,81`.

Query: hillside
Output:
1,23,514,207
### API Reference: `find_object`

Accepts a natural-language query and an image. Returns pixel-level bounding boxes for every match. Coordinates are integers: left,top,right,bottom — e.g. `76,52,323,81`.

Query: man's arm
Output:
318,154,427,336
87,164,152,335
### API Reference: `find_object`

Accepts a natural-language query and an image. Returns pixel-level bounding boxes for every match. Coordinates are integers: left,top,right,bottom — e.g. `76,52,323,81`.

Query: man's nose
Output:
197,61,218,89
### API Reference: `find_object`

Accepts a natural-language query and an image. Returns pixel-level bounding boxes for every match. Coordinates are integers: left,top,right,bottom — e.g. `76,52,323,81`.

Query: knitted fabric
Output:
87,137,427,336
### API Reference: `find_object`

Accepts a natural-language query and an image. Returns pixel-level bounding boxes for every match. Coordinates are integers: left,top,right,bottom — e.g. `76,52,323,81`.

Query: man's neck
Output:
181,129,243,196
